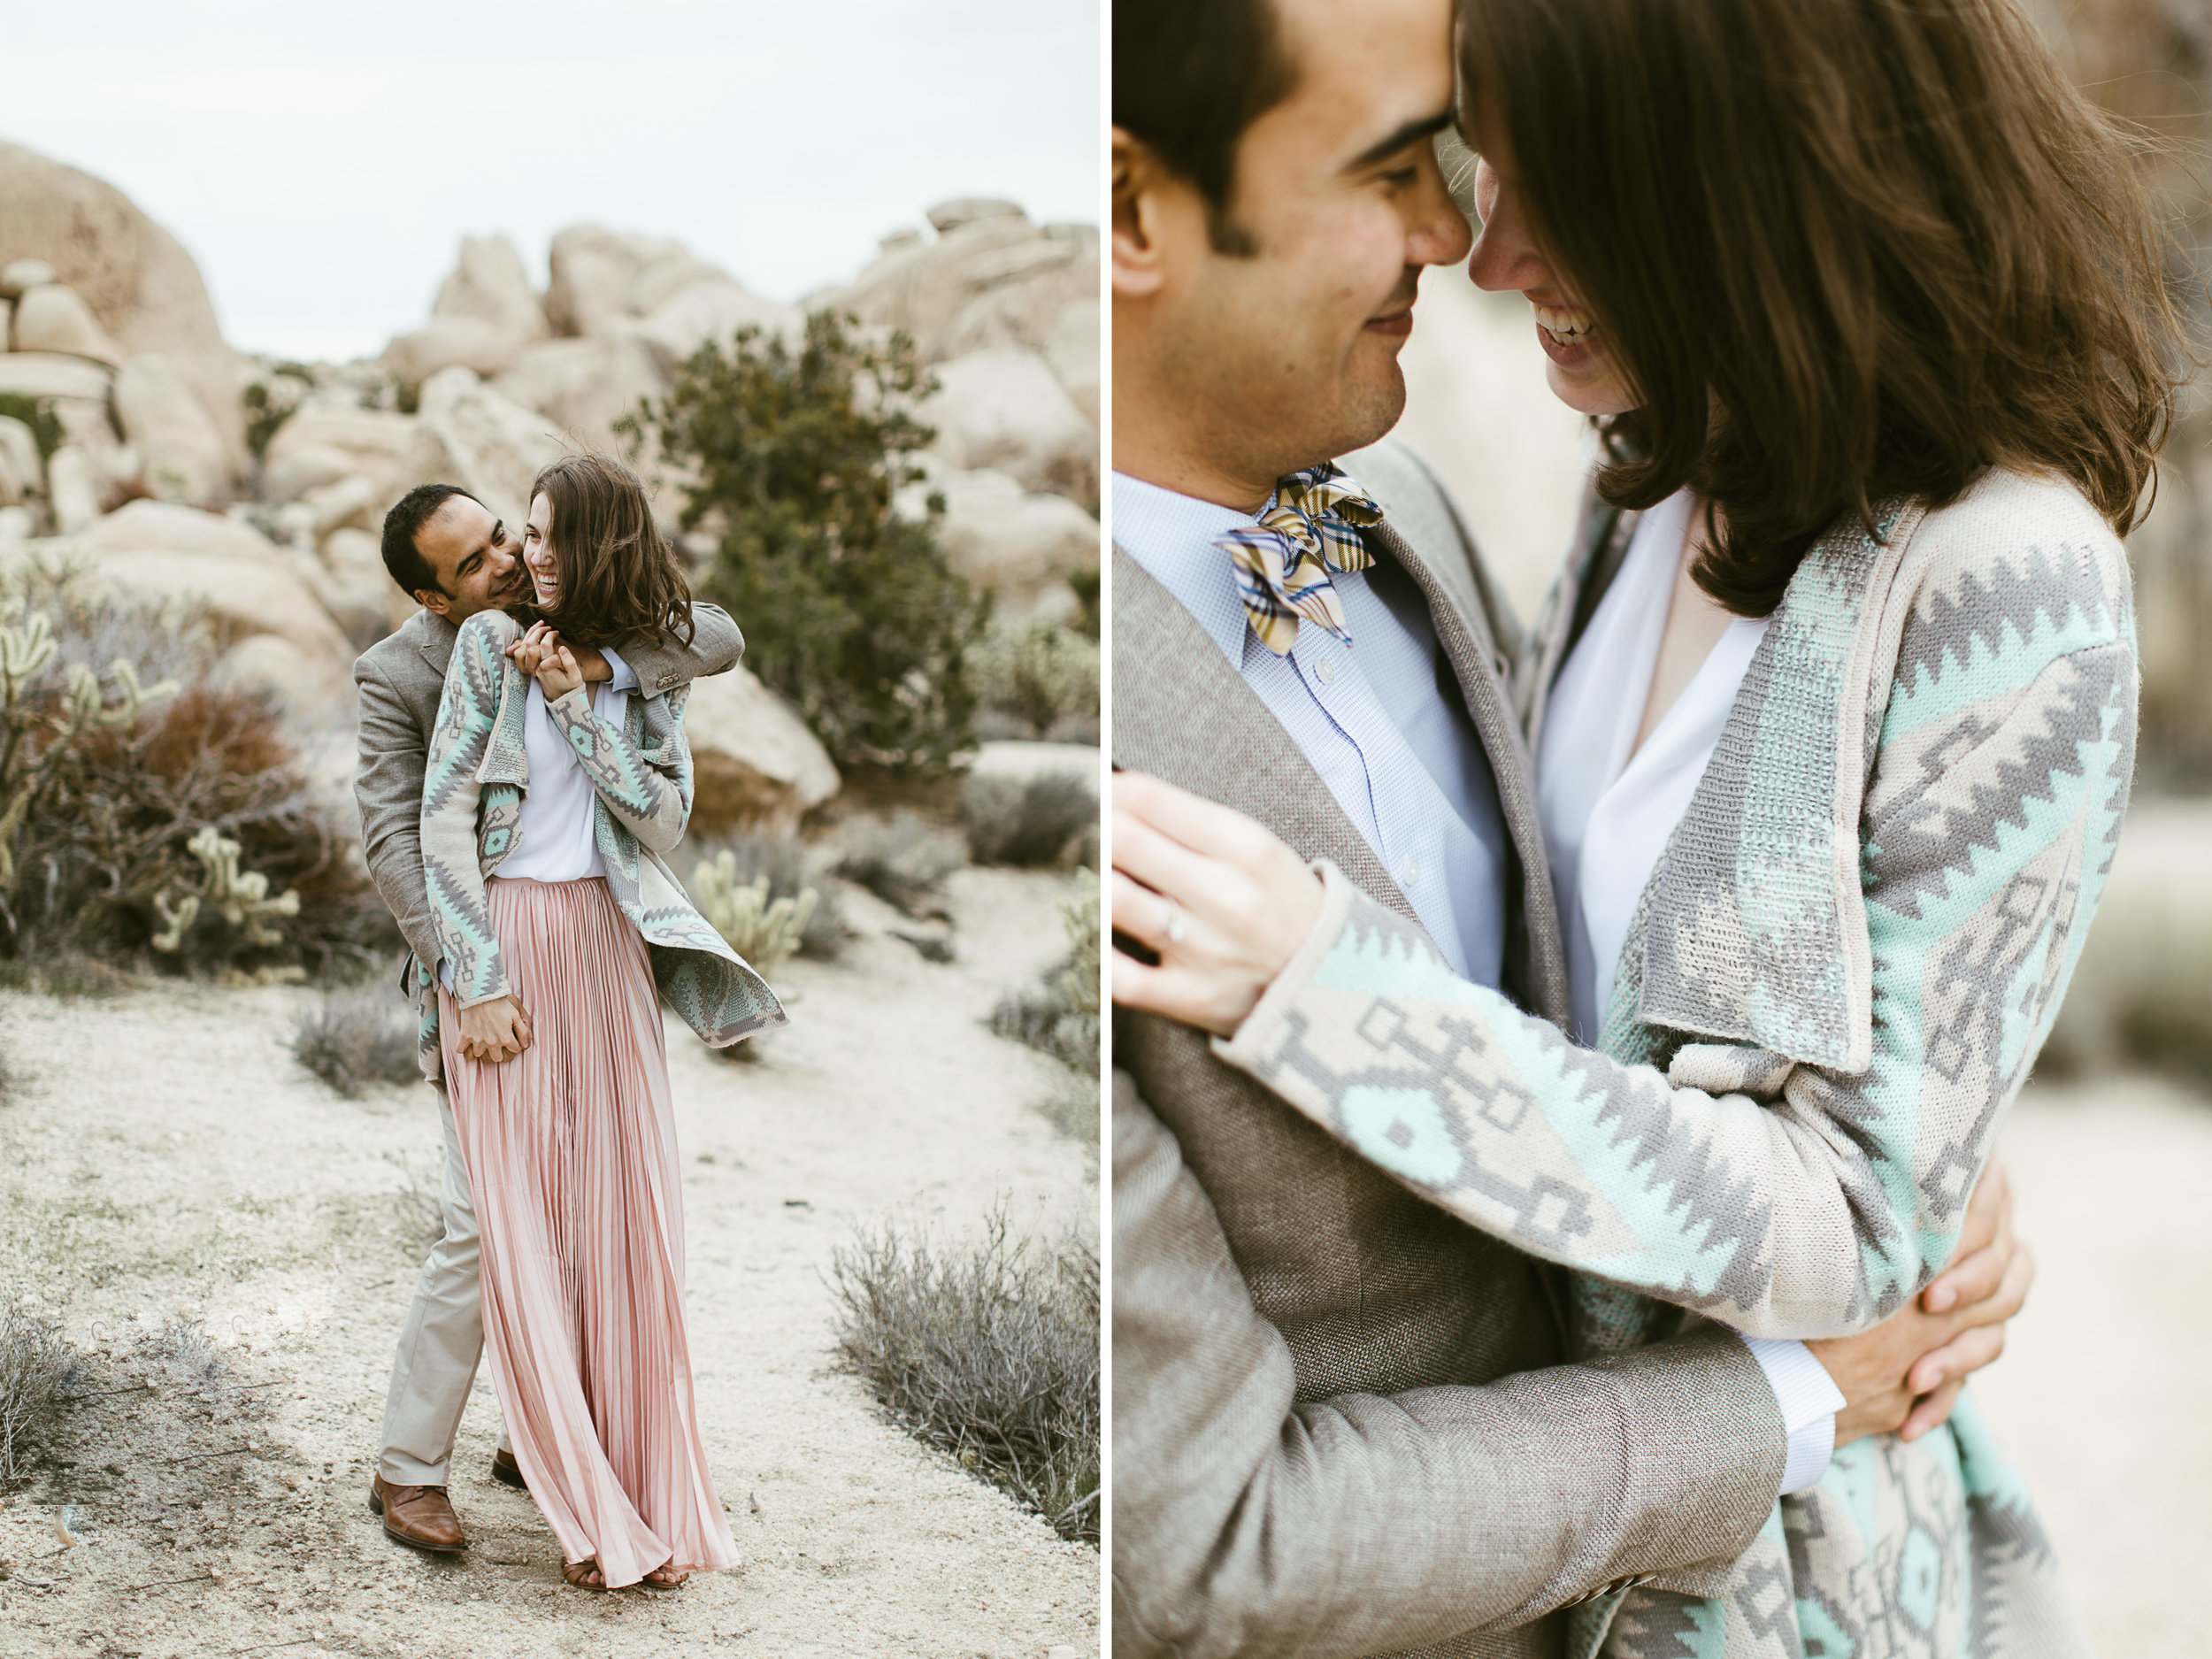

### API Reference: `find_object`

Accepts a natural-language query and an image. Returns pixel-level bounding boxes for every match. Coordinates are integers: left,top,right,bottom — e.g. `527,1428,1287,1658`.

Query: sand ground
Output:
1970,1078,2212,1659
0,865,1100,1658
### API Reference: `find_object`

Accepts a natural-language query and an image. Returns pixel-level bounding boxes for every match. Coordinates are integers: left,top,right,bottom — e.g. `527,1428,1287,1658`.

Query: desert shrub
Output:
0,565,395,978
687,828,848,960
972,624,1100,743
1068,565,1099,641
964,772,1100,868
384,1151,447,1258
833,809,969,918
241,363,313,460
295,984,419,1096
0,394,61,465
829,1210,1099,1544
0,1303,81,1482
622,311,991,777
991,872,1101,1075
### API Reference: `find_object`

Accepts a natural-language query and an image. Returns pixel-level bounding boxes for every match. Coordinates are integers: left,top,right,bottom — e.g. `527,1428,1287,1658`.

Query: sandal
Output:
641,1560,688,1591
562,1558,609,1592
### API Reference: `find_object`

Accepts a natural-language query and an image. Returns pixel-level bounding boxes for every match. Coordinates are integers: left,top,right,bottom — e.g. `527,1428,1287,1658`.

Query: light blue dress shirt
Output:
1114,472,1509,987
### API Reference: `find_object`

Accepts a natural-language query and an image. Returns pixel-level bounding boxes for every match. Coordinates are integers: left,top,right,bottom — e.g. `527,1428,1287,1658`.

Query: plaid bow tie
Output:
1217,464,1386,655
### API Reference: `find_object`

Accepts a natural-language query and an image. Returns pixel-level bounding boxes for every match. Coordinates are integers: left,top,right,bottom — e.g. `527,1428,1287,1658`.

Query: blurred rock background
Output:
1397,6,2210,1652
0,134,1100,990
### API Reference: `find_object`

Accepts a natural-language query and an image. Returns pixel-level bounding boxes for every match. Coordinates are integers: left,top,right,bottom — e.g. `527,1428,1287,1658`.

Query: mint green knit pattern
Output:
1220,471,2124,1657
418,609,783,1079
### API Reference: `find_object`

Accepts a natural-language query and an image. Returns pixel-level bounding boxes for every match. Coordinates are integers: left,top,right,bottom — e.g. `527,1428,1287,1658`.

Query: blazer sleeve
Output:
614,602,743,697
542,681,693,857
352,655,442,973
419,614,510,1009
1110,1071,1784,1659
1212,632,2137,1340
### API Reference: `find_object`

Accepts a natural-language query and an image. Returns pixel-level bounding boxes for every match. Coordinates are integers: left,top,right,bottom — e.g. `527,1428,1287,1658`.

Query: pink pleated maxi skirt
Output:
438,875,738,1586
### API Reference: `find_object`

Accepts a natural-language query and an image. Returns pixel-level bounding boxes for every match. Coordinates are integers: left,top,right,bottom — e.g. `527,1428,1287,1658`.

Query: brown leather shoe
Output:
490,1447,528,1492
368,1474,466,1553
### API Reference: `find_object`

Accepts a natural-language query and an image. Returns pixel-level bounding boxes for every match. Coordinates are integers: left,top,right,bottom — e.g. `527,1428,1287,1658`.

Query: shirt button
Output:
1402,857,1421,889
1315,657,1339,685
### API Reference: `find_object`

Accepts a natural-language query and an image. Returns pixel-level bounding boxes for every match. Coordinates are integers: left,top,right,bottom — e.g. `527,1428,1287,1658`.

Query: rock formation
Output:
0,138,1102,826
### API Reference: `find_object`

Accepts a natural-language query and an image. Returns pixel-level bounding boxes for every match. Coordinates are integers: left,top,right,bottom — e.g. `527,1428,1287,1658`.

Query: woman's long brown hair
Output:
1457,0,2190,615
520,453,695,650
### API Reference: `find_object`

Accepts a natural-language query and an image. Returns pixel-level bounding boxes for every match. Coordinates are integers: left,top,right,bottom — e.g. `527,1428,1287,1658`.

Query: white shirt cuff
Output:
598,645,639,693
1738,1333,1846,1495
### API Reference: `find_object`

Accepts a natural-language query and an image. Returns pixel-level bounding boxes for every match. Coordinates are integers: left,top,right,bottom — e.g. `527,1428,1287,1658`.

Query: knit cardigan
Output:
1214,467,2130,1658
415,608,784,1081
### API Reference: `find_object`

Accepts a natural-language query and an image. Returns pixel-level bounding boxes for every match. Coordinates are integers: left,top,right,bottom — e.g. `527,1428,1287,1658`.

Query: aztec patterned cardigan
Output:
415,608,784,1082
1214,467,2131,1659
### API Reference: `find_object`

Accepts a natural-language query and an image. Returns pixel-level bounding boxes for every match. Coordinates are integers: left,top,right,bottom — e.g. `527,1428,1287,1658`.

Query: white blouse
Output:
1536,490,1770,1042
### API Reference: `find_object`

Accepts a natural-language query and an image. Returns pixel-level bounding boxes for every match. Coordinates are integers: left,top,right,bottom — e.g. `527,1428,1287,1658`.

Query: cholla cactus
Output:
693,849,818,981
150,826,301,954
0,595,179,886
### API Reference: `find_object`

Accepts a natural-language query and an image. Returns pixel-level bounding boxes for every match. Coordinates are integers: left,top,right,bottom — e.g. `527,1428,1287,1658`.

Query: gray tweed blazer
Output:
1110,438,1785,1659
352,601,743,985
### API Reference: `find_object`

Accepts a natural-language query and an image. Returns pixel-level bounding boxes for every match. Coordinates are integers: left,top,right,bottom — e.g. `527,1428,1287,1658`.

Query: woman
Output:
1113,0,2178,1652
421,453,783,1591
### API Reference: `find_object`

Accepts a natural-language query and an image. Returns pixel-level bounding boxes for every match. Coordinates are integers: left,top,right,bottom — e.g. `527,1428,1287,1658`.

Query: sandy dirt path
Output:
0,865,1100,1658
1972,1078,2212,1659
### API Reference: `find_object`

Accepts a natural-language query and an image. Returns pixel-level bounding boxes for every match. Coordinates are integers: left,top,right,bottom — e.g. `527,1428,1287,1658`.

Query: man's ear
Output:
414,588,451,617
1113,127,1171,300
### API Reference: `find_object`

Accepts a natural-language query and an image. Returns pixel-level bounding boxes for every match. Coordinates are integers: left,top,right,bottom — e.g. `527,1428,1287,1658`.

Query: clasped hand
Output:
505,621,597,701
457,993,533,1064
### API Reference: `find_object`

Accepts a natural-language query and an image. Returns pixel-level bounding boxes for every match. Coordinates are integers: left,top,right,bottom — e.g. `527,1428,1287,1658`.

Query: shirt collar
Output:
1111,471,1271,672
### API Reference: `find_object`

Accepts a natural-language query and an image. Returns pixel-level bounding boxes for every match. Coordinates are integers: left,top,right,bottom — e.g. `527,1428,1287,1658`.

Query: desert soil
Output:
1970,1077,2212,1659
0,865,1101,1658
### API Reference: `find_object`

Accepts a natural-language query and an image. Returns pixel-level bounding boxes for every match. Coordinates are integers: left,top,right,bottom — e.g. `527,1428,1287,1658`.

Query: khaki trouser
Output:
377,1081,509,1486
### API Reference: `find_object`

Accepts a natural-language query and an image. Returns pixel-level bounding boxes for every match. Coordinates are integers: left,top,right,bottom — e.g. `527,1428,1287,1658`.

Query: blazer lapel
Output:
412,610,459,681
1111,546,1423,930
1368,519,1570,1026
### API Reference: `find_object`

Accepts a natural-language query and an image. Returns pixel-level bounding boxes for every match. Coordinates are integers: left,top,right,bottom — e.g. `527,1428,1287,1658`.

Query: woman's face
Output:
522,491,559,609
1462,108,1638,419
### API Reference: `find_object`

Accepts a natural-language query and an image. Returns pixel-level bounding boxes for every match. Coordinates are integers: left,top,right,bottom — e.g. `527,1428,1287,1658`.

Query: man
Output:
353,482,742,1553
1109,1,2028,1654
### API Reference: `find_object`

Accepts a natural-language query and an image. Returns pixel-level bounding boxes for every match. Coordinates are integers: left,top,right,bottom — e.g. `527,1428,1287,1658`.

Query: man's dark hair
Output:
1114,0,1299,254
380,483,482,599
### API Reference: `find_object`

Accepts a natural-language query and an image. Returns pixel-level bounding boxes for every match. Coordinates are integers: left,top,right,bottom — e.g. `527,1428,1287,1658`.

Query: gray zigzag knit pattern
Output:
415,609,783,1082
1217,468,2127,1657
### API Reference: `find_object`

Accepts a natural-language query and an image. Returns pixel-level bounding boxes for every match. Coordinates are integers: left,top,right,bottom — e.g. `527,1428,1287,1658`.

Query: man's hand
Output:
456,994,534,1064
1807,1156,2032,1446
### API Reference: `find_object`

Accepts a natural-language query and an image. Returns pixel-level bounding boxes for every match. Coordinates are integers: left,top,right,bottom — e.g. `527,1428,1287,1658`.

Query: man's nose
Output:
1409,154,1476,269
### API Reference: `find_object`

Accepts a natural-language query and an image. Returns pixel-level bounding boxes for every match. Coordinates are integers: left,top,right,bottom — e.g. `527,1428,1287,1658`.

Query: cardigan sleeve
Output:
1214,627,2136,1341
542,680,694,857
419,611,513,1010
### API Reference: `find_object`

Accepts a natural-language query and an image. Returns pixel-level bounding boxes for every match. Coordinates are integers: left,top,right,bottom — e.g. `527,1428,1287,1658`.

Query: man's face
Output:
411,495,526,622
1114,0,1471,503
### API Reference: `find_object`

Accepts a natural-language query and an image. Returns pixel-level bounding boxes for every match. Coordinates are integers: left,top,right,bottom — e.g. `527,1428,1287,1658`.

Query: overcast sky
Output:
5,0,1101,362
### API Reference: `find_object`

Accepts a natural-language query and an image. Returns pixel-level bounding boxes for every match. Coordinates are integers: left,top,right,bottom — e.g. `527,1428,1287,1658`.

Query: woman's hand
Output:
506,621,556,680
457,994,534,1064
506,624,596,700
1110,771,1325,1037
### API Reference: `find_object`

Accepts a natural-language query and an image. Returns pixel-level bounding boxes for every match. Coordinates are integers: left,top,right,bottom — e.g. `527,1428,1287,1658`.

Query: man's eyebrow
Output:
1348,108,1455,172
